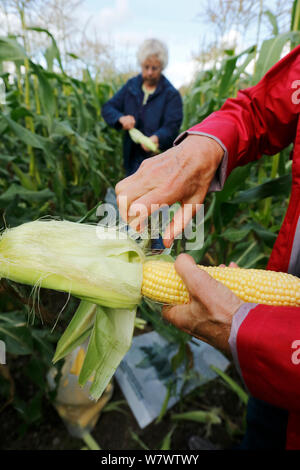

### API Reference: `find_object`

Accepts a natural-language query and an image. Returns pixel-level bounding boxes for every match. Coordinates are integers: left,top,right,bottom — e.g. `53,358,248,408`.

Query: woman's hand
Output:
162,254,244,354
119,115,136,130
115,134,224,247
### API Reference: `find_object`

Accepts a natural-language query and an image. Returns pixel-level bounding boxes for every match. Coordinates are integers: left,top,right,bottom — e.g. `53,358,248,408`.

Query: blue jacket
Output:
101,74,183,175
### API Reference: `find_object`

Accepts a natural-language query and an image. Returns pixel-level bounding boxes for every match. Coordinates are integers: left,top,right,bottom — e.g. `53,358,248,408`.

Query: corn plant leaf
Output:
264,9,279,36
210,365,249,405
2,115,51,155
253,32,300,84
51,119,75,137
0,36,27,62
0,154,16,163
216,164,251,203
221,227,251,242
171,409,222,425
218,55,238,99
27,27,64,73
160,426,176,450
11,163,37,190
0,323,33,355
30,62,56,120
229,174,292,204
0,184,54,205
291,0,300,32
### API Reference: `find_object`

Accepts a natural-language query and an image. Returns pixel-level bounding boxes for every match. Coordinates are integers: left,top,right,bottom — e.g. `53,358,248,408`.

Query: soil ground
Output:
0,356,246,451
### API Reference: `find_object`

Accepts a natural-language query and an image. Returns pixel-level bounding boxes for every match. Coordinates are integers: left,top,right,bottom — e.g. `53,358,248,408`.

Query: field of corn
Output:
0,1,299,451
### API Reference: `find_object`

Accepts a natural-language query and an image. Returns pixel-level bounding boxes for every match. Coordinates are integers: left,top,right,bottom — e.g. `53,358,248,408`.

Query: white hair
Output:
137,38,169,70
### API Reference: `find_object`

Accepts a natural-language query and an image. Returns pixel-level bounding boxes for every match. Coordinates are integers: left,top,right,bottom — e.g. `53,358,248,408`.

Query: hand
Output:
115,134,224,247
119,115,136,130
162,254,244,354
219,261,239,268
141,135,159,152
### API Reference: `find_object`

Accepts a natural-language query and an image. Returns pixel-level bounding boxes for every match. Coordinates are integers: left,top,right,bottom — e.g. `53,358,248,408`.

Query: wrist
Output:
183,134,224,165
178,134,224,184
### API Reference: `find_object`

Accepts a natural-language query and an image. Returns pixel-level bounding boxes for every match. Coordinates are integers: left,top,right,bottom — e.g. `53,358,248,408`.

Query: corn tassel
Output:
142,260,300,306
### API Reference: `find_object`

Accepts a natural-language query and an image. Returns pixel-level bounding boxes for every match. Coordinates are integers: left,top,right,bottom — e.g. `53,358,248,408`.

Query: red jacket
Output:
184,46,300,449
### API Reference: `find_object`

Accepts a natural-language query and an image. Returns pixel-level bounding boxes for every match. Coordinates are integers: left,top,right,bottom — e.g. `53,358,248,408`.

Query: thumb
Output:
175,253,243,314
174,253,218,302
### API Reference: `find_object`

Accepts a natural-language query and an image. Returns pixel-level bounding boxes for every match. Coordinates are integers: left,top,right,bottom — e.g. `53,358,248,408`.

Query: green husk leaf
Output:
53,300,96,363
0,219,146,400
79,306,136,400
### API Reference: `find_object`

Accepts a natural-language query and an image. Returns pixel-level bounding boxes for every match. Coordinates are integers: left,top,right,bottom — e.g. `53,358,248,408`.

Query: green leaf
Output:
253,32,300,84
27,27,64,73
11,163,37,190
79,306,136,400
0,36,27,62
25,357,47,388
0,324,33,355
229,174,292,204
51,120,75,137
221,227,251,242
210,365,249,405
53,300,96,363
30,62,55,120
3,115,51,155
264,10,279,36
171,409,222,425
0,184,54,205
171,341,186,371
217,165,251,203
160,426,176,451
129,430,149,450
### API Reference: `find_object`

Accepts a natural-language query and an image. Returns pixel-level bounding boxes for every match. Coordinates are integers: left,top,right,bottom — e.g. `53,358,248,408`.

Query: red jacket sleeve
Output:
231,304,300,412
188,45,300,177
186,48,300,413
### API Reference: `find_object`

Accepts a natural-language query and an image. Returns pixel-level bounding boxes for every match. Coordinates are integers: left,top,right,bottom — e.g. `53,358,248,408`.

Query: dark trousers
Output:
238,396,288,449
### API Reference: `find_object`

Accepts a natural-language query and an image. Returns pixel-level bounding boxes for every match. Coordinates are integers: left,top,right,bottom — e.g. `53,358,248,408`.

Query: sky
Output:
73,0,222,88
0,0,290,88
71,0,283,88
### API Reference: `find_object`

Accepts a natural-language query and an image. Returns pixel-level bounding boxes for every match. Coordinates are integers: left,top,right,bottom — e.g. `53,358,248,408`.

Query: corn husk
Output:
129,128,158,152
0,219,145,399
0,220,144,309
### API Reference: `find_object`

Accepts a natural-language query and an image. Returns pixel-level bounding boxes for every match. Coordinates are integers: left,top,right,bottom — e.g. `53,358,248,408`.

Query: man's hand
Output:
119,115,136,130
140,135,159,152
162,254,244,354
115,134,224,248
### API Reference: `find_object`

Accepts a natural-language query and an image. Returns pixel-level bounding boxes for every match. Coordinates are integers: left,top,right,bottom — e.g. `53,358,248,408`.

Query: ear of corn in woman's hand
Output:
142,260,300,307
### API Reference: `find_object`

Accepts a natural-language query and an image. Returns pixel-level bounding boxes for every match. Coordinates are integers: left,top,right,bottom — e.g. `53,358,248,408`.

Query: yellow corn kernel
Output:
70,347,86,376
142,260,300,306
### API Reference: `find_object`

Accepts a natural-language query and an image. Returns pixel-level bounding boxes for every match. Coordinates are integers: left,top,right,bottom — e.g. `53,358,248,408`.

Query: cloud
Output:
93,0,131,32
0,10,21,35
165,58,198,88
220,29,241,50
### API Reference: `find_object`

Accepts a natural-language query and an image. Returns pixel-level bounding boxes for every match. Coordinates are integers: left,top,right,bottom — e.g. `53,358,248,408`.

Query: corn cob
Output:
142,260,300,306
